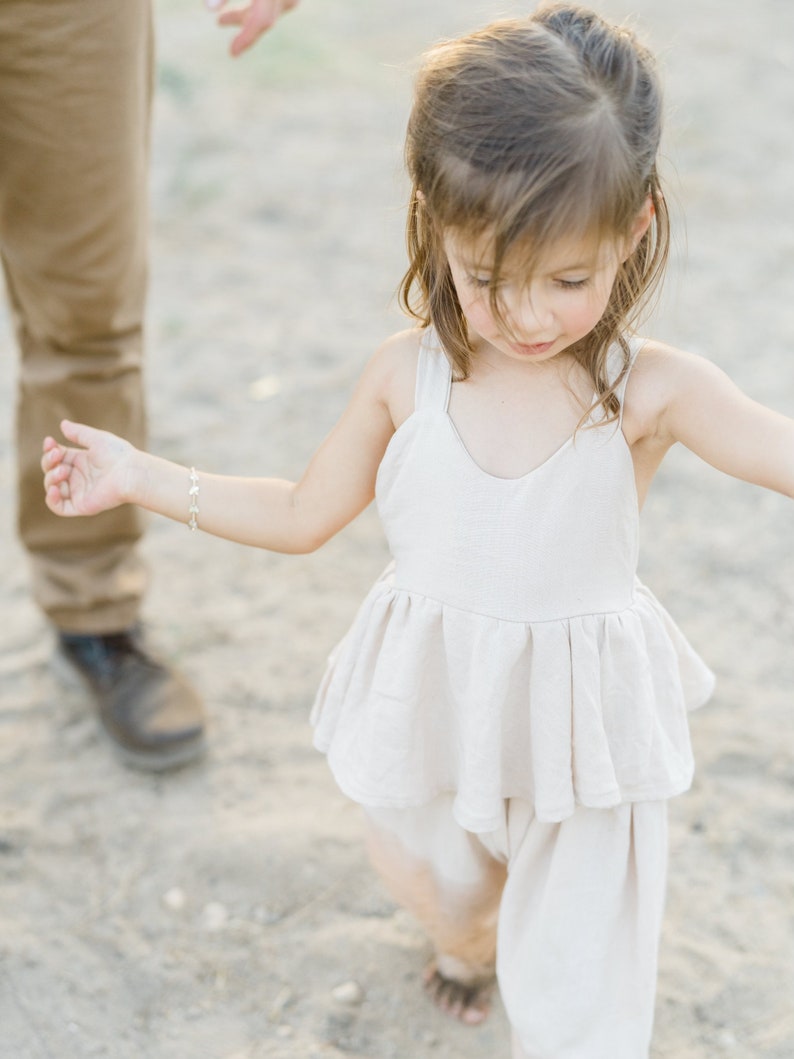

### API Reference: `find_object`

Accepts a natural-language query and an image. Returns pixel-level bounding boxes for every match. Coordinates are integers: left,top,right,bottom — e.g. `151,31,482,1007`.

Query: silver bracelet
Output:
188,467,199,531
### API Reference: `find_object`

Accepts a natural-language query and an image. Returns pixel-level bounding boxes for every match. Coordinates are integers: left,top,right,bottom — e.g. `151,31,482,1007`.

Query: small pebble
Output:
331,980,365,1006
162,887,186,911
249,375,282,401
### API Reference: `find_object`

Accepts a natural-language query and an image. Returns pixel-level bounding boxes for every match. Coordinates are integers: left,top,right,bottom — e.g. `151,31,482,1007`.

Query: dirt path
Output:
1,1,793,1056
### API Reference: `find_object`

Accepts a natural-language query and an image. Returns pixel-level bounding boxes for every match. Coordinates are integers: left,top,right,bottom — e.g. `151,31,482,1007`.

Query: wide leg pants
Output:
0,0,153,633
366,796,669,1059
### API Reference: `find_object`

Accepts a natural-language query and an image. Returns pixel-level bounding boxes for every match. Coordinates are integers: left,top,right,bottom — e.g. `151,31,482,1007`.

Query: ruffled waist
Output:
311,567,715,829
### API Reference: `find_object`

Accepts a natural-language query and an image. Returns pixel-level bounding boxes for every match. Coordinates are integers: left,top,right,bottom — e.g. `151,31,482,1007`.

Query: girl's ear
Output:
622,195,654,261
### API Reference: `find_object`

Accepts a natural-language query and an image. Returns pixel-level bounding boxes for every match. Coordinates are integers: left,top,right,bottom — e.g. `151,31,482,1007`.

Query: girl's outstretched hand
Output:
42,420,136,518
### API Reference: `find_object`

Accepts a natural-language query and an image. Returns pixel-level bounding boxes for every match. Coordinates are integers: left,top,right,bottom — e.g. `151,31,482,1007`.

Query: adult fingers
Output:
218,0,288,56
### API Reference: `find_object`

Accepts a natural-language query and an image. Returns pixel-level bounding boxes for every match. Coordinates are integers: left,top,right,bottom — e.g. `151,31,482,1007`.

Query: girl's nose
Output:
510,288,553,335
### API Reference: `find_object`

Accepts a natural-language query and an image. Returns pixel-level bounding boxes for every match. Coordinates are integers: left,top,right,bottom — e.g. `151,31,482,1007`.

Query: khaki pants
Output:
366,796,669,1059
0,0,153,633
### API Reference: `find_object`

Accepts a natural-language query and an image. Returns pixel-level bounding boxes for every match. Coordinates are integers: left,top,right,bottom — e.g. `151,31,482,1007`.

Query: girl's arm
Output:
42,337,408,554
640,343,794,497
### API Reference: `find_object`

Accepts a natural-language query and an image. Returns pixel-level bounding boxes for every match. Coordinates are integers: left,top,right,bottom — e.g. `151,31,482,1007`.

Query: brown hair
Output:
399,2,670,422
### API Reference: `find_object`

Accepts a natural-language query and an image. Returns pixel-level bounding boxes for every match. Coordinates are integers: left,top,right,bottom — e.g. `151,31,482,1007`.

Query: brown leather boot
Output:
57,626,206,771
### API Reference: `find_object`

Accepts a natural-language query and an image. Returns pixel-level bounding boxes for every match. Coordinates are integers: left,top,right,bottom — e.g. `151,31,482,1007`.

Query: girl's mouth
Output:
511,340,555,356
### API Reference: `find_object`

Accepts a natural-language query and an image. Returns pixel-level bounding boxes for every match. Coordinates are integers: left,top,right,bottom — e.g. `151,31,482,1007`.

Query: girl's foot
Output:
422,955,496,1026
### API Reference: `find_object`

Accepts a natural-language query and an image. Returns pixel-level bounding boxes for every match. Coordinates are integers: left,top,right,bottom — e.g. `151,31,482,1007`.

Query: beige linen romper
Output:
312,328,714,1057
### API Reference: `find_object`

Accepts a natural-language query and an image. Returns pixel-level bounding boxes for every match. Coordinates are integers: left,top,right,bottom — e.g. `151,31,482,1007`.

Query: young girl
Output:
41,4,794,1056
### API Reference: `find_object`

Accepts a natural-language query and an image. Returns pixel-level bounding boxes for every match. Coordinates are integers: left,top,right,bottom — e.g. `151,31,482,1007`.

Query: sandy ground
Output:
1,1,793,1056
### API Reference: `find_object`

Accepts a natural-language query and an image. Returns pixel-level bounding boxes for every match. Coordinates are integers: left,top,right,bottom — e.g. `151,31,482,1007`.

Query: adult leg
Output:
0,0,151,629
0,0,204,768
496,800,669,1059
364,796,507,1024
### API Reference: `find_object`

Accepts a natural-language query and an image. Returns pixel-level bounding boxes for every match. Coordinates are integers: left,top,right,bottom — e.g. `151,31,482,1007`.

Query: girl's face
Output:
443,229,625,366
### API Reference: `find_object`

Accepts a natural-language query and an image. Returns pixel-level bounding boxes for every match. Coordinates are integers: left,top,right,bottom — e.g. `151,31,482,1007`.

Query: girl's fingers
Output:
44,478,75,516
41,439,61,471
60,419,86,445
60,419,98,448
45,484,64,513
43,462,71,495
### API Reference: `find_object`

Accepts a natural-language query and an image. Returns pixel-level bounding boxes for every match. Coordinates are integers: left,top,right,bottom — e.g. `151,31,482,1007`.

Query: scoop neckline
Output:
444,412,580,483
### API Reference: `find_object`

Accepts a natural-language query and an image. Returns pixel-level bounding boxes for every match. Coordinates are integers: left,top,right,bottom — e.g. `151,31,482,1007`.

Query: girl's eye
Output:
466,274,492,289
556,277,589,290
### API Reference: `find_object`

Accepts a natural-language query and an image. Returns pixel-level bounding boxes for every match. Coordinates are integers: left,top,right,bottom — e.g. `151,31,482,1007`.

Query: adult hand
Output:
206,0,300,57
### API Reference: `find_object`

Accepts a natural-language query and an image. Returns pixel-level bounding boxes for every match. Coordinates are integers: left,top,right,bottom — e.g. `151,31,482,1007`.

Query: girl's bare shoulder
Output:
624,337,719,441
370,326,424,429
374,326,423,366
